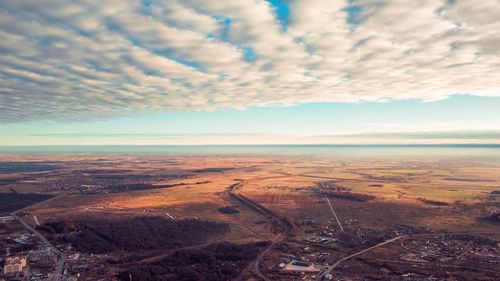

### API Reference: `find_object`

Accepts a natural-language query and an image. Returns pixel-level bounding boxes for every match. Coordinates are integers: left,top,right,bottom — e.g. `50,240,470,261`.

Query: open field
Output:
0,150,498,280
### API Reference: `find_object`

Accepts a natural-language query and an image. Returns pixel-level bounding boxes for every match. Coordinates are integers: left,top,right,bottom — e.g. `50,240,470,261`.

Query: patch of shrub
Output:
218,206,240,214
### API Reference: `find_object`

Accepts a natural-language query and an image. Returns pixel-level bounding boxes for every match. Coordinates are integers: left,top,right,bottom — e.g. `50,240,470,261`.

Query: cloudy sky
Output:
0,0,499,145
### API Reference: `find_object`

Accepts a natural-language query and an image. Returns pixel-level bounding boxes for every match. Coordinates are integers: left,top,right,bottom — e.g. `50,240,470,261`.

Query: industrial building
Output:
2,256,26,276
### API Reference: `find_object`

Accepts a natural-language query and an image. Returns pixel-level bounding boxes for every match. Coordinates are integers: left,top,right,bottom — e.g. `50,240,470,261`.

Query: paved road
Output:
253,246,272,281
325,197,344,232
10,196,67,281
316,235,405,280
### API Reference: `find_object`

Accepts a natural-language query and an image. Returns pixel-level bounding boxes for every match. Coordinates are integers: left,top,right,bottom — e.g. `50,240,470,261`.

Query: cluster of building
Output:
402,234,499,264
464,247,500,263
40,176,119,194
1,216,72,281
0,217,15,225
264,210,500,281
1,246,57,281
40,174,164,194
2,256,27,277
8,233,35,246
270,246,330,281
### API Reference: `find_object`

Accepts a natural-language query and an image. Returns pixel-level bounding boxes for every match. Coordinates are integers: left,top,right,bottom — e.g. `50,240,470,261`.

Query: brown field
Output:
0,152,498,280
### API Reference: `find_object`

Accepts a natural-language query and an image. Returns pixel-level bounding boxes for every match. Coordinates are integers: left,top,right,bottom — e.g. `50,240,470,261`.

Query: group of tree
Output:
323,191,375,202
119,241,270,281
0,192,53,213
39,216,229,254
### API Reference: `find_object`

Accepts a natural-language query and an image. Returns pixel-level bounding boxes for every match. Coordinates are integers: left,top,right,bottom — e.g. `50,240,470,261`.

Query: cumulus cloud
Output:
0,0,499,121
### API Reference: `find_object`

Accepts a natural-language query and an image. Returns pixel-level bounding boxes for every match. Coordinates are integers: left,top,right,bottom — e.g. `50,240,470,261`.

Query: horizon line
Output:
1,143,500,148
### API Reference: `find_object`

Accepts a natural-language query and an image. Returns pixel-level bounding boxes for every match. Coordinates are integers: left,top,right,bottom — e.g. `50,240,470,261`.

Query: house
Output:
3,256,27,276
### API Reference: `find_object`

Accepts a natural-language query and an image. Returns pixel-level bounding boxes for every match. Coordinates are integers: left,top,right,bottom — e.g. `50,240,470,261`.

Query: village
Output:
252,212,500,281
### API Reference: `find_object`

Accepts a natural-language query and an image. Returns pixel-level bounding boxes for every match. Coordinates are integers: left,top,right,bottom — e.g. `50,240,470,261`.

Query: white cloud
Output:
0,0,499,121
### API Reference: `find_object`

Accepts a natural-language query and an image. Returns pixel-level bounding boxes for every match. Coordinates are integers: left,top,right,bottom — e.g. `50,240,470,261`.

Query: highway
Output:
10,196,67,281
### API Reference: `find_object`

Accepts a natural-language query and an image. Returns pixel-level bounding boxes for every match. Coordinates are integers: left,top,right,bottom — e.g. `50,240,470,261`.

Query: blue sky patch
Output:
267,0,291,31
242,47,257,62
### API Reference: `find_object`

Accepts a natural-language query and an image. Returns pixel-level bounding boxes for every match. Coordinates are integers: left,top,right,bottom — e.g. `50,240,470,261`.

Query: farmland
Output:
0,150,498,280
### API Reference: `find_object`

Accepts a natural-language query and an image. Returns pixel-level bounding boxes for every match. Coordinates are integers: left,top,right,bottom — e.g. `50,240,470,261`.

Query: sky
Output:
0,0,499,145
